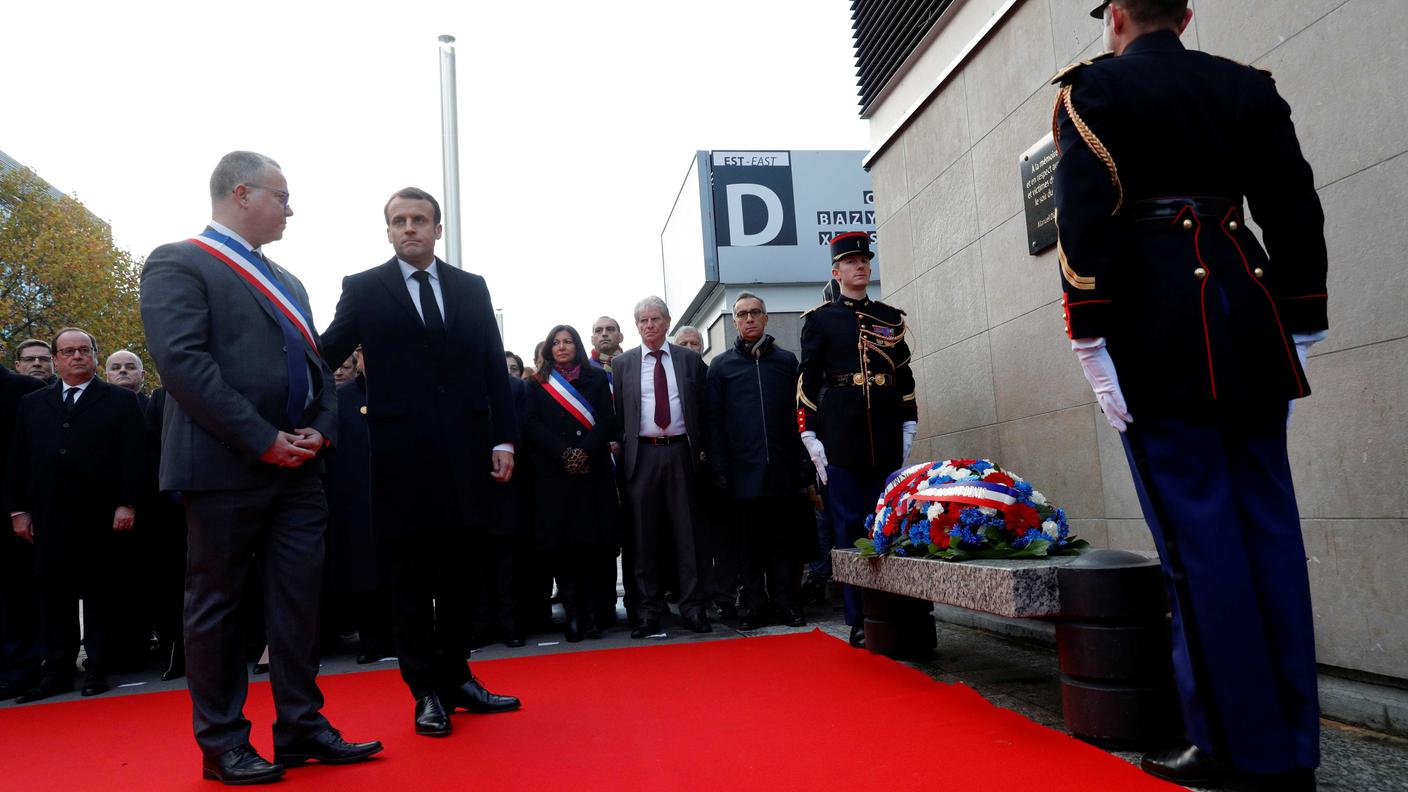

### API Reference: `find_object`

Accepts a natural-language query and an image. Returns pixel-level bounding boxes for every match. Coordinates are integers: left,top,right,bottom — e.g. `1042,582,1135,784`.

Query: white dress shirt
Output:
398,258,444,324
638,344,687,437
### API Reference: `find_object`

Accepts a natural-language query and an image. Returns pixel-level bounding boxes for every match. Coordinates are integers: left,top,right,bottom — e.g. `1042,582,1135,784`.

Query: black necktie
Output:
410,270,446,340
64,387,77,412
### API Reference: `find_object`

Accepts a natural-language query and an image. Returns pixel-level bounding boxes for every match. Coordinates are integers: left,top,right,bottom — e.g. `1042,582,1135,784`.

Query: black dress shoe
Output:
563,614,584,643
81,672,110,697
0,677,37,699
274,726,383,766
15,678,72,703
1140,744,1235,787
737,613,762,631
442,676,521,714
504,635,526,648
849,624,866,649
414,694,451,737
583,615,602,640
252,662,269,675
202,744,285,785
716,601,738,620
784,608,806,627
630,618,661,639
682,614,712,634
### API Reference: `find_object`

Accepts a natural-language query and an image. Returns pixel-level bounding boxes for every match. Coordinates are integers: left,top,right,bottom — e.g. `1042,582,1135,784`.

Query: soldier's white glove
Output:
1287,331,1327,428
1072,337,1132,433
901,421,918,462
801,431,829,486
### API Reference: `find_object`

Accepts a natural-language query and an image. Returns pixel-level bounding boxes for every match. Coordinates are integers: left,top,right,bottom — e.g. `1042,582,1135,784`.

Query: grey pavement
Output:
4,590,1406,791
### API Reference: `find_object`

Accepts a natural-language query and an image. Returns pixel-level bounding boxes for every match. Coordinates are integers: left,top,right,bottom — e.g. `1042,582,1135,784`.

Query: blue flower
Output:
1013,481,1033,499
970,460,993,473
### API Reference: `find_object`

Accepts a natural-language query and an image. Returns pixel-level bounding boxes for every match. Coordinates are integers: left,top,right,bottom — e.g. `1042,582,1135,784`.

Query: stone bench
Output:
830,546,1179,746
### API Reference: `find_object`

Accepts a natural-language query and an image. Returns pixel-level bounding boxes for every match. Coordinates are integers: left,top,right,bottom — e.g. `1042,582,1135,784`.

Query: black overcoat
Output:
524,366,618,551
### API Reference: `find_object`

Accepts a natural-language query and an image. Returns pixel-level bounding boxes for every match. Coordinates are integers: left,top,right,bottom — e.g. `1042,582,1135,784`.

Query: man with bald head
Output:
142,151,380,784
589,316,625,377
105,351,146,403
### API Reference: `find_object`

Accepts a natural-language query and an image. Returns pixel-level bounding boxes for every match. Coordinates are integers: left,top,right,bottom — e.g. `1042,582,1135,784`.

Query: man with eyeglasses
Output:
141,150,381,784
14,340,55,383
705,293,811,630
5,328,144,703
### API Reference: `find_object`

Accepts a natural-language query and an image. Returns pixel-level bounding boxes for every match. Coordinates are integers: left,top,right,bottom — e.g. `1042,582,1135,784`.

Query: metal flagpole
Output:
438,34,462,269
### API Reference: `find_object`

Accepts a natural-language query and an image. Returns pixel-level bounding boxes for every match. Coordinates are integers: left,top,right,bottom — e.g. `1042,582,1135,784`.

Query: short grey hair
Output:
105,349,143,370
210,151,281,202
733,291,767,313
675,325,703,341
633,295,671,322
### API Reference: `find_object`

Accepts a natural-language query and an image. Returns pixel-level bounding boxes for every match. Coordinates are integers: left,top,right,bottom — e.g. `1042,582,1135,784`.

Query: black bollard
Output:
861,589,936,658
1056,549,1181,748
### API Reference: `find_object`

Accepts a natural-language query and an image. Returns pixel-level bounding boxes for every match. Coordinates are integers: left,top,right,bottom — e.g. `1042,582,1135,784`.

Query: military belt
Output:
827,372,890,387
1130,196,1241,221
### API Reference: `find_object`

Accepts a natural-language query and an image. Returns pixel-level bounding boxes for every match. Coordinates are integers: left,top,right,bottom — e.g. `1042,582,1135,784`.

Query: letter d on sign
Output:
725,183,784,246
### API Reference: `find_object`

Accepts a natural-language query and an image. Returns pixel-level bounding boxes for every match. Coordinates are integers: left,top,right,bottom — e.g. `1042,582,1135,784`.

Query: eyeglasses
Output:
56,345,94,358
245,183,291,208
17,354,52,363
734,309,765,320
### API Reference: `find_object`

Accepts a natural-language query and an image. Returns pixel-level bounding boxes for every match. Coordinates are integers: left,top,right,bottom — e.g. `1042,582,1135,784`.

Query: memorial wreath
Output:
858,458,1087,561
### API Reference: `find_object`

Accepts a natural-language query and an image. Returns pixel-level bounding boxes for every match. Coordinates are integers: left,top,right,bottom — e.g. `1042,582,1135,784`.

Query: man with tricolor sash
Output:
141,151,381,784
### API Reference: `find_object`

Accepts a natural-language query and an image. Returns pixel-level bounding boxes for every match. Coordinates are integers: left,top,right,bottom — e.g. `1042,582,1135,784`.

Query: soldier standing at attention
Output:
1054,2,1326,790
797,232,917,649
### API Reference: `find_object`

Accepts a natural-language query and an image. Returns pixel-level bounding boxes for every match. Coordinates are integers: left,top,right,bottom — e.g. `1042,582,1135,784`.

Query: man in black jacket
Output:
0,362,45,699
706,293,811,630
5,329,145,701
320,187,520,738
1054,3,1326,789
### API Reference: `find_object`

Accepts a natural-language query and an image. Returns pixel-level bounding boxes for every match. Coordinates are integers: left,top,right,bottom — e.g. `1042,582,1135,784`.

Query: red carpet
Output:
0,630,1177,790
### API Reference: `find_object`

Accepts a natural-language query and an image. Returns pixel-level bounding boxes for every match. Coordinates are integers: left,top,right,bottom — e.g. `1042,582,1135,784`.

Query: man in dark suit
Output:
613,296,711,637
0,361,48,699
141,151,381,785
6,328,144,701
14,340,55,383
320,187,521,738
1054,3,1325,789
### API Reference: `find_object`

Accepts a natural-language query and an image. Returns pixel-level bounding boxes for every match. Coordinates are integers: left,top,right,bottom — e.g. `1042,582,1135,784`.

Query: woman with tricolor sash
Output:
524,325,620,642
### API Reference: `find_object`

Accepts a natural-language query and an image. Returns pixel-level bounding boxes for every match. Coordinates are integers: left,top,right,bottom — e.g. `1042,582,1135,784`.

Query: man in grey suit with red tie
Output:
614,296,711,638
320,187,521,739
141,151,381,785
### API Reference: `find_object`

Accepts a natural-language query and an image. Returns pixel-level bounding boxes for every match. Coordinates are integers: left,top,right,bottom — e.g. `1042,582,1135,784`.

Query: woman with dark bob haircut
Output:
523,324,619,641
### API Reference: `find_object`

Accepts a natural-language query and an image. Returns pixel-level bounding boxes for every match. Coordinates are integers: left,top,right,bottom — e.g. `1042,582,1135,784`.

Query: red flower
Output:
984,471,1016,488
950,458,977,469
1004,503,1040,536
931,526,952,549
882,511,900,537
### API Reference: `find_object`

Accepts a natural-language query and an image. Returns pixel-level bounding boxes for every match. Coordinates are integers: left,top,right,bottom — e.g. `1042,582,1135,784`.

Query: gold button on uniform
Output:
1193,267,1207,279
1228,220,1239,231
359,405,367,414
1253,267,1264,278
1182,218,1194,229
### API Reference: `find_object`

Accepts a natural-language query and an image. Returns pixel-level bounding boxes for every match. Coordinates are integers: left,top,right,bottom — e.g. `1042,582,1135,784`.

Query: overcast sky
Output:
0,0,870,365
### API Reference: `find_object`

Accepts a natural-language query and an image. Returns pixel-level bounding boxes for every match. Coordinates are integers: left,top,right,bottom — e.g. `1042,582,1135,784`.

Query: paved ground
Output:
5,592,1406,791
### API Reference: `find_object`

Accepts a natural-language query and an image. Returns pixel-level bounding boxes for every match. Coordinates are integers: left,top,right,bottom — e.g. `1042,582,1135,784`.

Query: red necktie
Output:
650,350,670,430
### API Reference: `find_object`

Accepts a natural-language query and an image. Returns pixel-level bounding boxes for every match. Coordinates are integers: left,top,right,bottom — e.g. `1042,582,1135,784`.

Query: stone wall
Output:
868,0,1408,680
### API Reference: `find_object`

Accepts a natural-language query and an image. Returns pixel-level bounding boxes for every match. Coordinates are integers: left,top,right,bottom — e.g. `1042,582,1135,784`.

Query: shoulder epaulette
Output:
800,302,828,319
1051,51,1114,85
1213,54,1273,80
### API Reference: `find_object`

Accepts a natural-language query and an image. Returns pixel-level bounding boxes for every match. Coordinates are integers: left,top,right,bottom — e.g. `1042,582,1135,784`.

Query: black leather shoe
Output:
15,678,72,703
0,676,38,700
414,694,451,737
738,613,762,631
442,676,520,714
784,609,806,627
252,662,269,675
716,601,738,620
583,614,602,640
274,726,383,766
1140,744,1235,787
630,618,661,639
202,744,285,785
563,614,584,643
849,624,866,649
81,671,109,697
683,614,712,634
504,635,526,648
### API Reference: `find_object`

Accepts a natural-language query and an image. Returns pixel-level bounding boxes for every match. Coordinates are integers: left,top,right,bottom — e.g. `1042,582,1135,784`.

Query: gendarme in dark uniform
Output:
797,232,917,647
1053,3,1326,789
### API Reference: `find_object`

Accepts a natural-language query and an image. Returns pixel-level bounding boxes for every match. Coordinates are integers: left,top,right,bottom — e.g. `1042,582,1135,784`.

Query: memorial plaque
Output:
1019,133,1059,255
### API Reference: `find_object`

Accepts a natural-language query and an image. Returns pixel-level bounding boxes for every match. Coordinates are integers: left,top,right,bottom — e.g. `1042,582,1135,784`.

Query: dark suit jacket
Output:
140,234,338,491
3,378,145,578
612,343,708,481
322,376,379,593
524,366,618,550
0,365,45,569
320,257,516,531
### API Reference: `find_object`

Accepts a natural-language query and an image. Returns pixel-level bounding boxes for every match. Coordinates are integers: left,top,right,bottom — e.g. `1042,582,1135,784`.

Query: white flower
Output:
926,503,944,521
978,506,997,516
1042,520,1060,539
1031,490,1048,506
951,468,973,480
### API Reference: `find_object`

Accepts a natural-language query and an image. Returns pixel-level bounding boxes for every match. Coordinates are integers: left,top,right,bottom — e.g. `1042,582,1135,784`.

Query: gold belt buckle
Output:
874,373,887,385
852,373,865,385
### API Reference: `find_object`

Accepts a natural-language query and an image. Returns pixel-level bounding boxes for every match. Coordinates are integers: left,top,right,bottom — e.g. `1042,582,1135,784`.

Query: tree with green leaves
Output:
0,166,149,383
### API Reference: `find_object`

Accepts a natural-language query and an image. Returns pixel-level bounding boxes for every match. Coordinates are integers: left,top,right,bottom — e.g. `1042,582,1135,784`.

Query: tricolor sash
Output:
542,369,595,431
190,229,317,351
